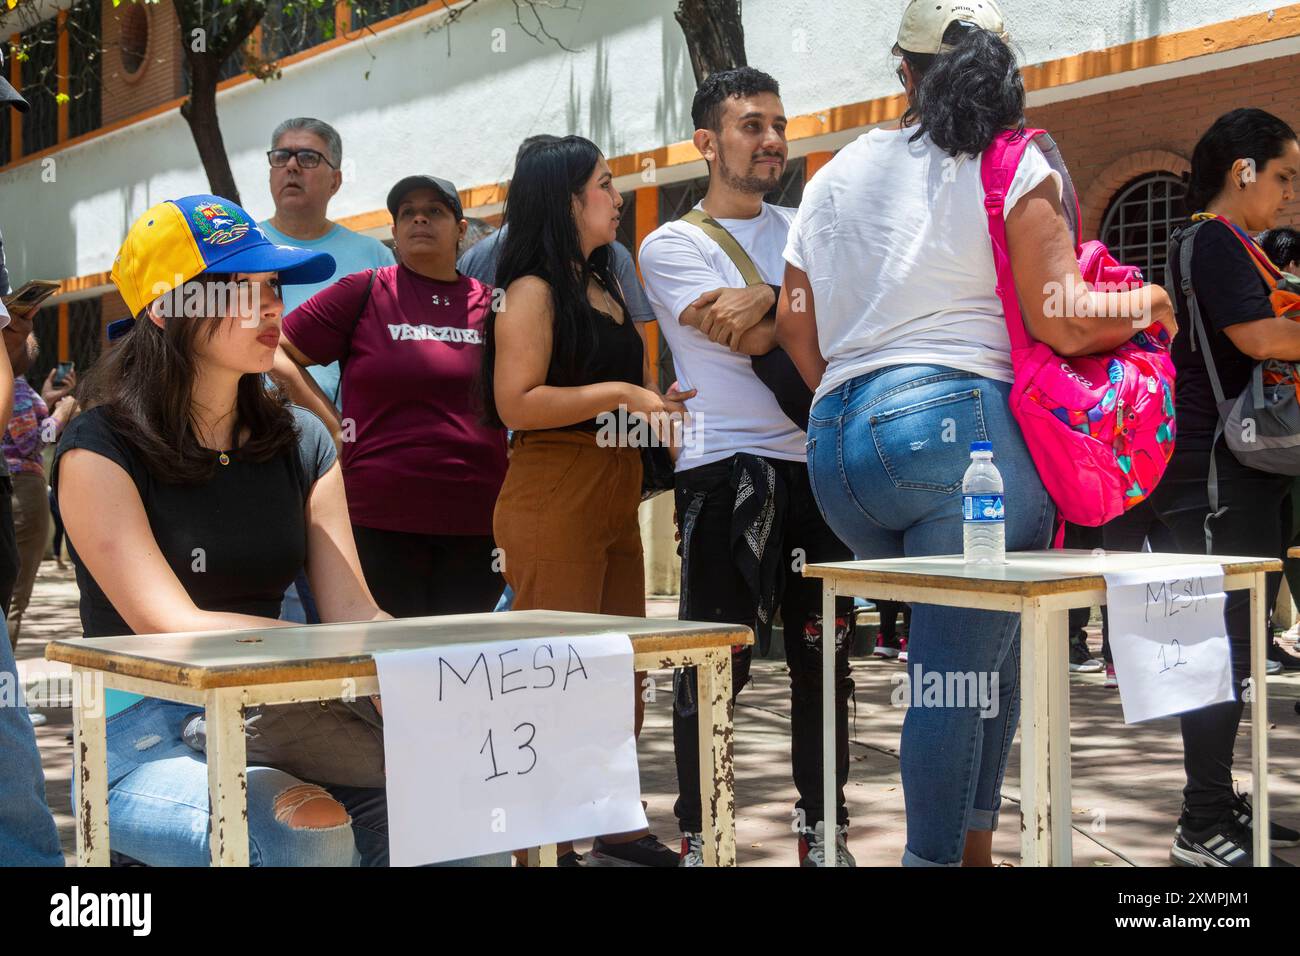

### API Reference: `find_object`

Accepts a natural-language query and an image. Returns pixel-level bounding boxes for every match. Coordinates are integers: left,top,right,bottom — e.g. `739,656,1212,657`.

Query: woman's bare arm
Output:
1005,178,1176,356
303,459,389,624
775,263,826,390
272,340,343,438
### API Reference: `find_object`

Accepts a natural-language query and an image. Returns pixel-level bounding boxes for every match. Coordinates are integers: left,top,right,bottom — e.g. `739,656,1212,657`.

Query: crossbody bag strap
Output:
680,208,765,287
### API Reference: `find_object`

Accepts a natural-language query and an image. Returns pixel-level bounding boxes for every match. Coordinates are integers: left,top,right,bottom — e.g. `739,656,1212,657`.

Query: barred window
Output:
67,0,103,138
20,16,59,156
30,298,103,389
1099,173,1189,290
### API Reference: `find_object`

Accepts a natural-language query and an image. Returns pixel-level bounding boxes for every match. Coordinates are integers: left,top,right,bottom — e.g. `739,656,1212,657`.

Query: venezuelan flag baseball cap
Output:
107,194,335,339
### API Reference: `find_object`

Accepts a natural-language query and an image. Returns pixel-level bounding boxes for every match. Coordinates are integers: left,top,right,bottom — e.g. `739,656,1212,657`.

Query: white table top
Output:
803,549,1281,597
44,609,753,689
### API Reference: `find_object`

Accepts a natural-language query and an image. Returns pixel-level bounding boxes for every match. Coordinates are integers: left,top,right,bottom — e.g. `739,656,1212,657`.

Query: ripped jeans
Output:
807,366,1054,865
99,696,509,867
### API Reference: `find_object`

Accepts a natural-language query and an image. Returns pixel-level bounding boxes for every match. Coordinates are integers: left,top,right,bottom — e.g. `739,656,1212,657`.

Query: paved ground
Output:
16,564,1300,866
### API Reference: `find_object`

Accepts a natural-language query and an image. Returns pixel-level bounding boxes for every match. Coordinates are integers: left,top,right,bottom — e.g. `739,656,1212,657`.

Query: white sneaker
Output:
680,832,703,867
1267,659,1283,676
798,821,856,867
28,712,47,727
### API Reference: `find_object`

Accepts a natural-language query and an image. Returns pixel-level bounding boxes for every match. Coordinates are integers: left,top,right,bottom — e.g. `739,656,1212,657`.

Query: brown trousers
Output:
494,429,645,618
494,430,647,739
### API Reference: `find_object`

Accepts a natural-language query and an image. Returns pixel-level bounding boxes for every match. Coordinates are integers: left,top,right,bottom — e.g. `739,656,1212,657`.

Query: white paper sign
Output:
1104,564,1235,724
374,632,647,865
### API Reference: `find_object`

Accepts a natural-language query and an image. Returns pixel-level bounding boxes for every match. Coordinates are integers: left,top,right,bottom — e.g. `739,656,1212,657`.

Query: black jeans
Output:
1098,498,1177,664
352,526,503,618
671,455,853,832
1063,523,1103,637
1148,442,1290,827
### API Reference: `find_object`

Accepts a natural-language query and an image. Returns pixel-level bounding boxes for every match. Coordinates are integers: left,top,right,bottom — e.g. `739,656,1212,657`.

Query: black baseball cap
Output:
386,175,463,221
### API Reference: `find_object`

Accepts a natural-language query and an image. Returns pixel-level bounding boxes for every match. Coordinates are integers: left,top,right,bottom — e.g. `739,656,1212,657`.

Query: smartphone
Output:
53,361,74,387
2,280,59,316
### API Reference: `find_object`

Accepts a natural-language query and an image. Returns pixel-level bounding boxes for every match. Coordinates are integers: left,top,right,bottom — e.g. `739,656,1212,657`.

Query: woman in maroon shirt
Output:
275,175,507,617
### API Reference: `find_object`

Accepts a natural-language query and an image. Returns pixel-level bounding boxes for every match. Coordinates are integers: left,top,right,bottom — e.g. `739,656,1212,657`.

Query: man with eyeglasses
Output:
260,117,395,409
261,118,394,625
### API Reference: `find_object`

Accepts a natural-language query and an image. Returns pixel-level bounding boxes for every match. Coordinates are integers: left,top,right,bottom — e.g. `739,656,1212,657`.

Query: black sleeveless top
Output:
549,280,645,432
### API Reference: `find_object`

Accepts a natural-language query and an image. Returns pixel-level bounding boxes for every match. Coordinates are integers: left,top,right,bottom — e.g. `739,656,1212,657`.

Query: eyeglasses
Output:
896,66,907,88
267,148,336,170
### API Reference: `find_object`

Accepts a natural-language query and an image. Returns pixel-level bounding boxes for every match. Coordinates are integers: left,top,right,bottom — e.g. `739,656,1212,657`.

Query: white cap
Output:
894,0,1009,56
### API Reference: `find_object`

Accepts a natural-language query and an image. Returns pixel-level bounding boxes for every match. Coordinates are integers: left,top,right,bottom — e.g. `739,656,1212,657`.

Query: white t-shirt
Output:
784,127,1062,409
639,202,807,470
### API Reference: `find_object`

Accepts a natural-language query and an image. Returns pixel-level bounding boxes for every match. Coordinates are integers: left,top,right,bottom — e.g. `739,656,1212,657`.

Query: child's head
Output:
1258,226,1300,274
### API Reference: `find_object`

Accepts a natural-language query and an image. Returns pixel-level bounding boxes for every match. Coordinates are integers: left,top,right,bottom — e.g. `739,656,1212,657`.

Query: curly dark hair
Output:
690,66,781,132
900,22,1025,158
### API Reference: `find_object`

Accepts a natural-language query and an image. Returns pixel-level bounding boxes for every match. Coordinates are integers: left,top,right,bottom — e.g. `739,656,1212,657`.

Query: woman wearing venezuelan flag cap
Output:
49,196,412,866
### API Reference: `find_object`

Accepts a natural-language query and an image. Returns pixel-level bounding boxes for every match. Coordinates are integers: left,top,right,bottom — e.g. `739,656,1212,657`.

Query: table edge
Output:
45,627,753,689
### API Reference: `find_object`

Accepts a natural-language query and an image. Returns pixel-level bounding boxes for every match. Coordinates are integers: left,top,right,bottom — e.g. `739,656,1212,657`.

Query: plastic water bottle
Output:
962,441,1006,565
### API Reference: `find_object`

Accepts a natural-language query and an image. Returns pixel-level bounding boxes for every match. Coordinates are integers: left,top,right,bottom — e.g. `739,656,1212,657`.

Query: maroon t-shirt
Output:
283,264,506,536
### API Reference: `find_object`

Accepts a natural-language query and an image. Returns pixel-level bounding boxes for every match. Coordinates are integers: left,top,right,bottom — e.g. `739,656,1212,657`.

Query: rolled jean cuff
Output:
967,805,999,832
901,846,961,867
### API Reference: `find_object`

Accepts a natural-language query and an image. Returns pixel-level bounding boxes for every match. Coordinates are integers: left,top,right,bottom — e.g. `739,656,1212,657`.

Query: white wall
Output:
0,0,1281,284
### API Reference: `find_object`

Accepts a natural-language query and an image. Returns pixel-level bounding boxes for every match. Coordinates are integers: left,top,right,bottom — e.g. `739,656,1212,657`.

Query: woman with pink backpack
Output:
776,0,1175,865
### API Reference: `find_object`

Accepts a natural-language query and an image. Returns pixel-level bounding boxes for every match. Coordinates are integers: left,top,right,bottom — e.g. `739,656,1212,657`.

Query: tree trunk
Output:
674,0,747,84
179,57,241,205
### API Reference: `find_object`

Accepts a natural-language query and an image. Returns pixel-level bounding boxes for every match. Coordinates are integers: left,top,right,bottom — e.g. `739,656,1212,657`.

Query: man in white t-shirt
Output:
639,67,855,867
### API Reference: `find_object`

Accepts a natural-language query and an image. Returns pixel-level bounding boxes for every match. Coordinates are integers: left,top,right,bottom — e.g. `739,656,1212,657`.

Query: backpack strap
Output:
980,127,1045,353
1191,212,1284,285
680,208,765,286
331,268,377,407
1168,219,1228,552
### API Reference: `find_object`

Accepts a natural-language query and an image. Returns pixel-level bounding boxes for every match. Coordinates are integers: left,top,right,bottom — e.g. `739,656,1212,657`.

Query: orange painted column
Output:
56,11,69,142
634,184,660,372
804,150,834,182
58,302,69,362
335,1,352,36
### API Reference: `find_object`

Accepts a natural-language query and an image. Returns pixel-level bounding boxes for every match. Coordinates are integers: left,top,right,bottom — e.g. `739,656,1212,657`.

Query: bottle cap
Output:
970,441,993,452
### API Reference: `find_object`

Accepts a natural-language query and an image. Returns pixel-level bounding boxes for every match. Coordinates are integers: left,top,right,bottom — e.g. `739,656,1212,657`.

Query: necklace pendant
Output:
218,452,231,466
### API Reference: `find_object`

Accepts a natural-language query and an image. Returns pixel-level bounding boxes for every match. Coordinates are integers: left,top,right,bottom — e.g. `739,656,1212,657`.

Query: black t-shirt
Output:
1169,218,1275,452
52,404,337,638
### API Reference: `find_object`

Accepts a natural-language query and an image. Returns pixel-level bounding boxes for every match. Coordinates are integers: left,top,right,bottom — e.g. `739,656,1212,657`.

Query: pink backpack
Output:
981,128,1177,526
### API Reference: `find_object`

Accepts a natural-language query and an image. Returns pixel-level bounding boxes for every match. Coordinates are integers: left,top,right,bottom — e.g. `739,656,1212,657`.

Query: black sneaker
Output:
557,850,584,867
1171,814,1293,867
1268,640,1300,671
1068,631,1102,673
1229,792,1300,847
585,834,680,867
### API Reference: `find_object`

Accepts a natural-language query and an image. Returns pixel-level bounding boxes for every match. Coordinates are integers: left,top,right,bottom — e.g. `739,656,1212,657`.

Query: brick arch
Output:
1080,150,1191,241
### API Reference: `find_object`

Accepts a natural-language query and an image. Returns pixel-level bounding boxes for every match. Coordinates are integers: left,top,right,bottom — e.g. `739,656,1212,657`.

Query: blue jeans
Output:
807,365,1054,866
100,697,512,867
0,616,63,865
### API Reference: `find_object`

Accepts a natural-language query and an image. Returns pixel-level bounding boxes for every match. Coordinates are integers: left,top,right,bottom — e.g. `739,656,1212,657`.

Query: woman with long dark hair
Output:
483,136,692,866
777,2,1175,865
1153,108,1300,865
52,196,401,866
